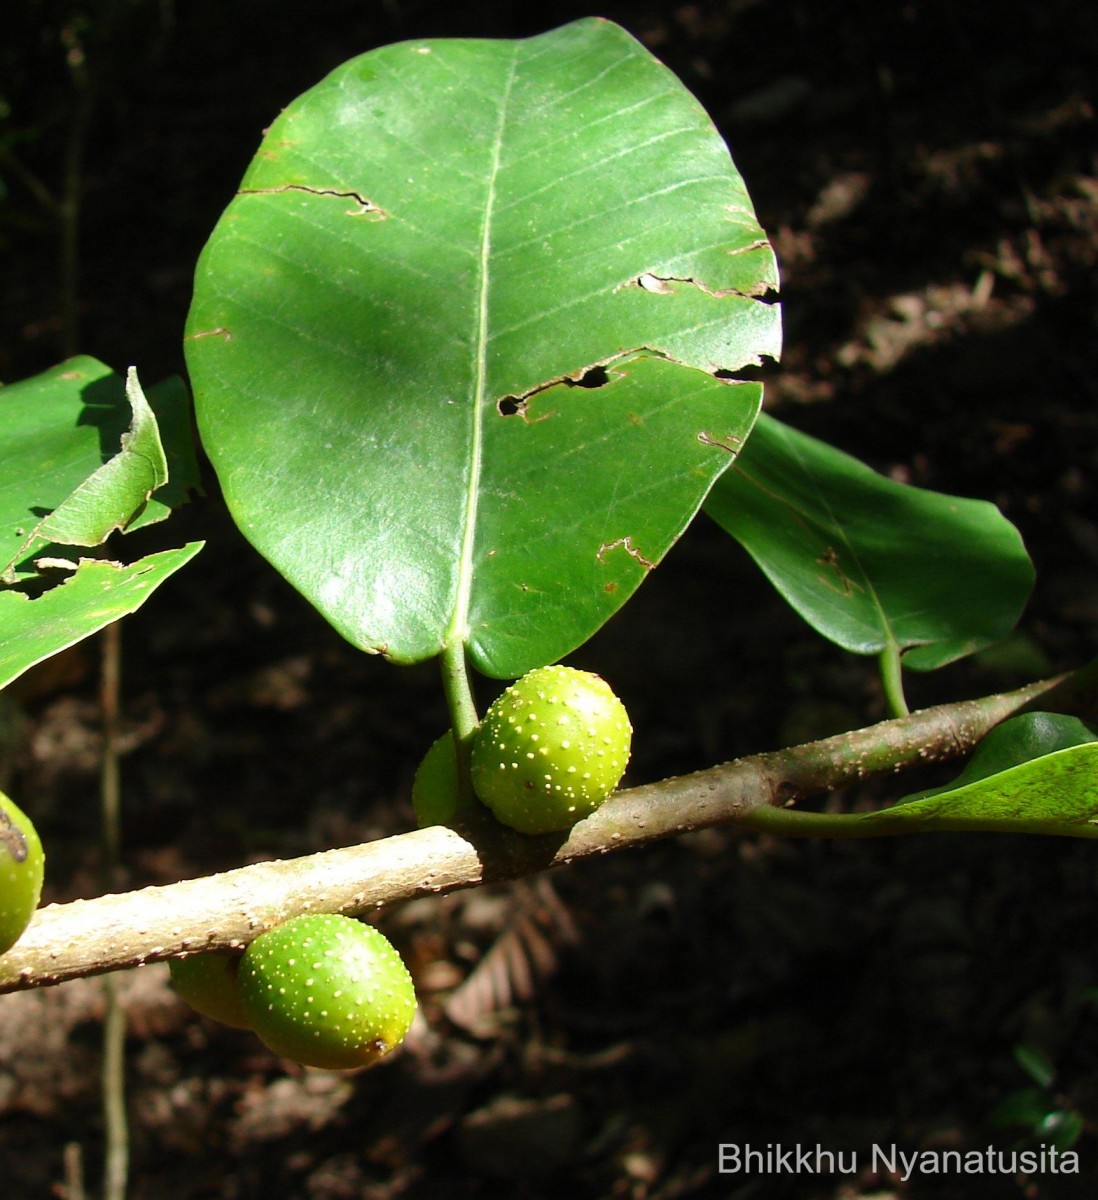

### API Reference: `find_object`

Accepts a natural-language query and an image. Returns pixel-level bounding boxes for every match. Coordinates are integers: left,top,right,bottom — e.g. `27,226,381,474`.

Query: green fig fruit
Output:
169,952,251,1029
237,914,417,1070
470,665,631,834
0,790,45,955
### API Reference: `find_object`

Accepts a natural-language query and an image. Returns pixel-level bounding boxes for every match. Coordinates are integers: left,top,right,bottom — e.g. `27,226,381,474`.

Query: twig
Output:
101,973,128,1200
99,620,129,1200
62,1142,86,1200
0,669,1089,996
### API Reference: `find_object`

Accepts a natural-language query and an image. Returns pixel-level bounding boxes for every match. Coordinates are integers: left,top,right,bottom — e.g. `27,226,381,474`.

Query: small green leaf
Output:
705,413,1035,670
0,357,203,688
863,713,1098,836
0,357,199,580
906,713,1097,801
0,544,204,691
6,368,166,568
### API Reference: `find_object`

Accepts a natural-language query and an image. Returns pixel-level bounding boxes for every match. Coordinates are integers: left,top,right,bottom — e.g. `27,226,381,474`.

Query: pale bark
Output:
0,668,1090,994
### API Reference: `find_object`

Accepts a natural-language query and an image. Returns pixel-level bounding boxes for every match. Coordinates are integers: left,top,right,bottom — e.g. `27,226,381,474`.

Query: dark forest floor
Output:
1,1,1097,1197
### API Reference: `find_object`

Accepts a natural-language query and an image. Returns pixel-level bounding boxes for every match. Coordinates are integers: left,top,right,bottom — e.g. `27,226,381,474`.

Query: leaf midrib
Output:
445,48,520,652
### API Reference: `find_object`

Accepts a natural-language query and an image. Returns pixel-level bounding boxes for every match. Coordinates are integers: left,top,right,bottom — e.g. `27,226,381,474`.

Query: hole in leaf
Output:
498,396,525,417
715,362,770,381
568,366,610,389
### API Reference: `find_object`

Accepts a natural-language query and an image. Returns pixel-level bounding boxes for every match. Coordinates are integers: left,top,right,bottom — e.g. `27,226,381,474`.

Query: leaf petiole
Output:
878,643,910,718
440,641,480,803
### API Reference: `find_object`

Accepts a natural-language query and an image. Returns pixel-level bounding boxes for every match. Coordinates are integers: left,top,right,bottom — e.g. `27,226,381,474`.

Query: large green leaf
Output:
705,413,1034,669
185,18,779,678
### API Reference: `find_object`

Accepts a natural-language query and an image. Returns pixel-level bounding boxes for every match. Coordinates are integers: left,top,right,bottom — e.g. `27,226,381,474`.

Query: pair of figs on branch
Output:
171,914,418,1071
172,668,631,1069
414,665,633,835
3,783,416,1075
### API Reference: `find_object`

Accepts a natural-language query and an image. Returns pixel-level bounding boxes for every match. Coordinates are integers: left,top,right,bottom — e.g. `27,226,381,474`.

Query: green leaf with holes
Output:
185,18,779,678
0,545,203,691
0,356,202,689
704,413,1034,669
1,356,200,581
